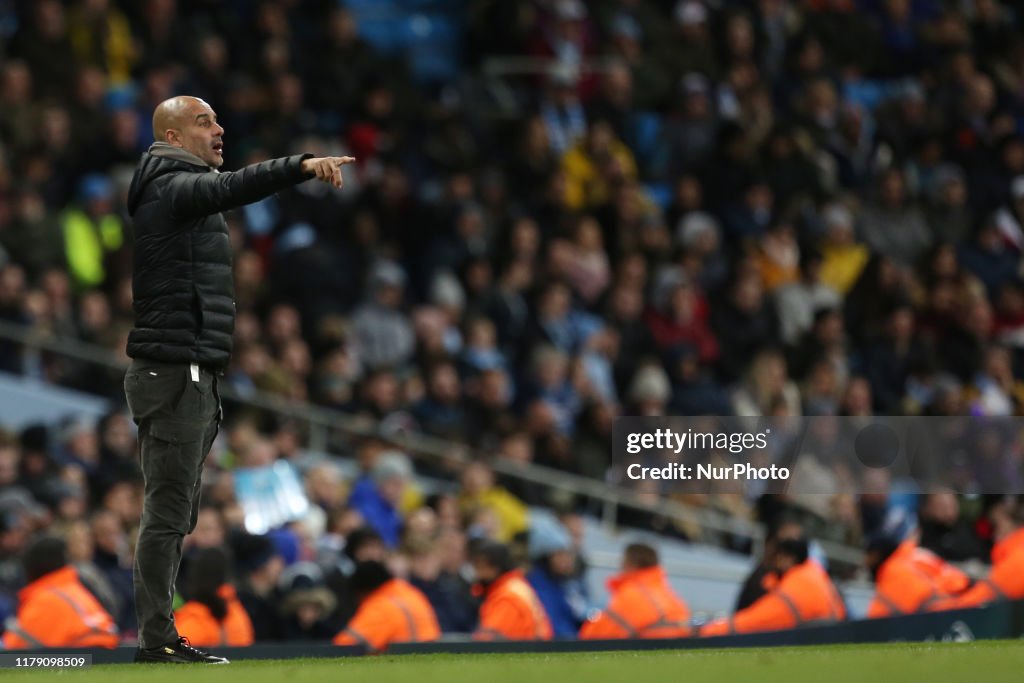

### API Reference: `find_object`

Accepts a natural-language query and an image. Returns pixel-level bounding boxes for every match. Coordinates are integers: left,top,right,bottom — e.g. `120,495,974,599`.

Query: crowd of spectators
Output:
1,0,1023,642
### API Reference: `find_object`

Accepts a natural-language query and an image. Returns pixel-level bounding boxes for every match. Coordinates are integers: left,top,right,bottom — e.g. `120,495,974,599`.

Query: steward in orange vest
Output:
580,543,691,639
174,585,254,647
931,499,1024,610
733,517,805,611
700,537,846,636
2,536,119,649
173,547,254,647
470,541,553,641
866,536,970,618
334,560,440,652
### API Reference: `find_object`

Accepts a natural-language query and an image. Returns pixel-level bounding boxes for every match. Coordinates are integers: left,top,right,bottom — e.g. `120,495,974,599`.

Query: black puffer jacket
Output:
125,143,311,368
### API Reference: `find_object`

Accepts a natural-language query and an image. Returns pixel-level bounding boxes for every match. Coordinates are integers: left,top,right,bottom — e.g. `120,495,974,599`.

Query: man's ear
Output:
165,129,181,146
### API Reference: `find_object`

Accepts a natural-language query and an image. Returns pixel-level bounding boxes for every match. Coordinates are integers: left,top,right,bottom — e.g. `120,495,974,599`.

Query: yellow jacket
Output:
561,140,637,211
459,487,529,542
69,7,135,84
61,208,123,291
820,243,869,295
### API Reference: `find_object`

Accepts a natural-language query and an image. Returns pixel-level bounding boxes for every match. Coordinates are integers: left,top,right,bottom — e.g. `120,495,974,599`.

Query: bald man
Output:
124,96,353,664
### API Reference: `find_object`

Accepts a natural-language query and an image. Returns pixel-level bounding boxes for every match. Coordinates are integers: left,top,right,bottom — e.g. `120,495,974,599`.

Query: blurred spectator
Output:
0,61,38,153
662,1,719,80
54,416,100,475
89,508,133,631
700,536,846,635
927,165,971,246
675,210,728,294
732,349,800,417
405,534,477,634
173,547,254,647
645,267,717,363
8,1,77,99
232,532,285,642
278,562,339,641
818,203,870,296
333,559,440,652
530,1,598,96
959,217,1019,298
1,186,64,280
579,542,690,639
349,452,414,548
775,249,841,347
61,518,119,625
60,174,125,293
864,534,970,618
469,540,552,641
562,120,637,211
864,302,926,413
2,535,118,648
917,490,987,562
351,261,415,371
712,272,781,382
662,73,718,176
413,361,468,441
931,496,1024,609
525,516,591,637
67,0,135,85
459,462,529,543
859,168,931,269
734,515,805,612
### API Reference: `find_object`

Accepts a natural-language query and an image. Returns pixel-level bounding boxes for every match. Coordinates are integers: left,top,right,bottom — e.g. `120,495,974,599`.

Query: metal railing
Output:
473,56,624,117
0,319,866,569
480,56,622,79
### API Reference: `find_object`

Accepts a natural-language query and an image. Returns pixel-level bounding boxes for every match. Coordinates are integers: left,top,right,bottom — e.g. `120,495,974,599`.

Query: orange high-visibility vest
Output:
334,579,440,652
907,542,971,595
868,541,970,617
931,527,1024,610
173,584,255,647
2,566,119,649
580,566,691,639
473,569,553,641
700,560,846,636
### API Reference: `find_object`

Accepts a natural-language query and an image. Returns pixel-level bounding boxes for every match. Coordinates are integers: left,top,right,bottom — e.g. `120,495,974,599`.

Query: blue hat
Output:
231,532,279,574
103,84,136,112
268,526,300,566
611,13,642,41
528,516,573,558
78,174,113,203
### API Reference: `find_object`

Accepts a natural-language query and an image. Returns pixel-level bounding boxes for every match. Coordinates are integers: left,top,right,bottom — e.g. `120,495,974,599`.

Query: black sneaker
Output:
135,636,230,664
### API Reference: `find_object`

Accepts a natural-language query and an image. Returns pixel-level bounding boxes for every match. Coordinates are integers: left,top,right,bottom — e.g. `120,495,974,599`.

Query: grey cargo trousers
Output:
124,358,221,649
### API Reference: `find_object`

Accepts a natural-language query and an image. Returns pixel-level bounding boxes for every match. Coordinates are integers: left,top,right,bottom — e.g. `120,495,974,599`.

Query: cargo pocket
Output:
125,368,175,421
143,420,206,483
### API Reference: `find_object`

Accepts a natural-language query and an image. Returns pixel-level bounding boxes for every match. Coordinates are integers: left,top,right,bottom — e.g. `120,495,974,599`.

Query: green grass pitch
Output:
7,641,1024,683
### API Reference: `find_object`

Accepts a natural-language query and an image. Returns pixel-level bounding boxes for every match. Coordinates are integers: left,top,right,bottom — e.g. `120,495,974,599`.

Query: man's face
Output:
767,524,803,561
170,99,225,168
471,558,499,585
549,549,576,577
923,493,959,527
773,553,799,574
377,476,405,507
353,539,386,563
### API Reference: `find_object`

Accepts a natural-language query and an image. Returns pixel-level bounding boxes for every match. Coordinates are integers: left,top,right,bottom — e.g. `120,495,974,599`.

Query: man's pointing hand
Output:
301,156,357,188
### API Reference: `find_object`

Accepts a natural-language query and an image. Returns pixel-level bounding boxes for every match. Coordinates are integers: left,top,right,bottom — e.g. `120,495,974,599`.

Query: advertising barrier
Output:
10,600,1023,664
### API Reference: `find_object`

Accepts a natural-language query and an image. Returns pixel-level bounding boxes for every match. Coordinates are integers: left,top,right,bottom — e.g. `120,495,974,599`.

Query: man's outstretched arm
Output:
167,155,355,220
